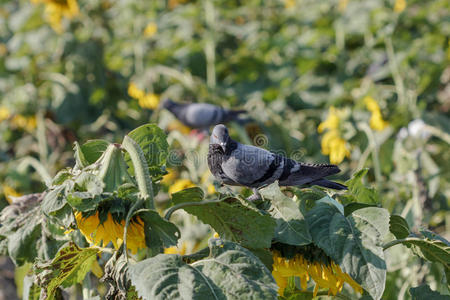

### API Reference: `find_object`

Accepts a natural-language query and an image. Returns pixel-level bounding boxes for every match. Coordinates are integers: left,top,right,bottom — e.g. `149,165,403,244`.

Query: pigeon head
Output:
210,124,230,150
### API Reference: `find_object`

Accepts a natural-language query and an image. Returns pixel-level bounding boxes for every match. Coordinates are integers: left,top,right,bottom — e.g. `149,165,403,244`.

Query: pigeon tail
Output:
308,179,347,190
223,109,247,122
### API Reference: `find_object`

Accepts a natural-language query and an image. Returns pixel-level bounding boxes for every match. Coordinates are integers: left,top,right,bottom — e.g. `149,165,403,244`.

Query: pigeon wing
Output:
221,144,284,187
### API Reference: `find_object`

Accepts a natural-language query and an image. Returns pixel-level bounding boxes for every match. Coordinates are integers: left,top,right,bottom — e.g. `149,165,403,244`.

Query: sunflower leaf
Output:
171,188,276,249
306,201,389,300
34,242,99,298
128,239,277,300
260,182,312,246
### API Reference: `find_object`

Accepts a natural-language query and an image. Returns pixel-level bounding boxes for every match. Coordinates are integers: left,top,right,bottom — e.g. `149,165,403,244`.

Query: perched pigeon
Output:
161,99,246,130
207,124,347,200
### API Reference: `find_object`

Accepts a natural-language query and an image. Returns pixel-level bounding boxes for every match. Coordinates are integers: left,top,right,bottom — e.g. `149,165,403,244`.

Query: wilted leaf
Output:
260,183,311,246
128,239,277,300
172,188,276,249
306,201,389,300
35,242,99,299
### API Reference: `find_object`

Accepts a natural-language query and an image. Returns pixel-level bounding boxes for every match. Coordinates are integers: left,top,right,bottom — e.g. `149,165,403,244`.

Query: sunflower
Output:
75,211,146,254
272,250,363,296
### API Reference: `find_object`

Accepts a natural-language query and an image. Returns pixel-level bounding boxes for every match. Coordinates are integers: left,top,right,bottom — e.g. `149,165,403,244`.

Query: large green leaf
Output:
138,210,180,252
171,188,276,249
35,242,99,299
409,284,450,300
8,214,42,266
340,169,379,205
306,201,389,300
128,239,277,300
260,183,311,246
124,124,169,178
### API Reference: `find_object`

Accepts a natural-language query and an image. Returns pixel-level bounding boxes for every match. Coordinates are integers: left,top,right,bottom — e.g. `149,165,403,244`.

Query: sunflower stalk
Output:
121,135,154,209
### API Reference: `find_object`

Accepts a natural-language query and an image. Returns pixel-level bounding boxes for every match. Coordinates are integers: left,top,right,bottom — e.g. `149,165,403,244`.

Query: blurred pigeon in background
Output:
208,124,346,201
161,99,246,130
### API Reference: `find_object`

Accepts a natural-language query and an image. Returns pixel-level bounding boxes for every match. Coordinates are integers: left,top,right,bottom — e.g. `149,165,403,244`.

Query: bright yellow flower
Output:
364,96,389,131
2,185,22,204
318,107,350,164
128,83,145,100
75,211,146,254
318,107,340,133
32,0,79,33
207,184,216,194
11,115,37,132
0,106,11,122
138,93,160,109
169,179,196,195
164,242,187,255
394,0,406,13
272,251,363,297
144,22,157,38
213,232,220,238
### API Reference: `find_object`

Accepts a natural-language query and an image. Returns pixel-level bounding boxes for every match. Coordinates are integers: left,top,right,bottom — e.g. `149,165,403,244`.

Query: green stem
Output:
382,237,419,250
122,135,154,209
385,37,406,107
360,123,382,184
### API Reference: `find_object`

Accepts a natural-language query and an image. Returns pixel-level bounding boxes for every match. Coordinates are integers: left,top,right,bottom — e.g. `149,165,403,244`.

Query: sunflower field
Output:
0,0,449,299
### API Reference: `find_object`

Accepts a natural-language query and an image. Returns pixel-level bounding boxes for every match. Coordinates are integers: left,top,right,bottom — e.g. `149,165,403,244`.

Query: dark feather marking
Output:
279,157,296,181
250,154,280,185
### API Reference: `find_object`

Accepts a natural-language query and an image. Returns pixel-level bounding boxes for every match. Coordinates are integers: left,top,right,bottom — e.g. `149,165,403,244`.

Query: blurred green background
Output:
0,0,449,298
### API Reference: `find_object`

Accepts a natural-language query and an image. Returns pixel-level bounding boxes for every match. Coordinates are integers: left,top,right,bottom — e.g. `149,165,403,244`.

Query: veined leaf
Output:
42,185,68,216
124,124,169,178
409,284,450,300
0,197,43,266
260,183,311,246
139,210,180,252
128,239,277,300
171,188,275,249
35,242,99,299
306,202,389,300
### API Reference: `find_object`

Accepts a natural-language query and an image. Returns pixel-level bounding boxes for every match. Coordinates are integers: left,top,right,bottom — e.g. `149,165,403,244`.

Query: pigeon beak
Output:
219,142,226,150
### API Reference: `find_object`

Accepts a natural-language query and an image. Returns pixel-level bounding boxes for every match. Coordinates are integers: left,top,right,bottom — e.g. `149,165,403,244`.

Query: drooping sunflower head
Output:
271,244,363,297
75,210,146,255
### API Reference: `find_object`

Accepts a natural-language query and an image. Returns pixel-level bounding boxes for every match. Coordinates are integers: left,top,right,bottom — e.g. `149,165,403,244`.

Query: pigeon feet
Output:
246,188,261,202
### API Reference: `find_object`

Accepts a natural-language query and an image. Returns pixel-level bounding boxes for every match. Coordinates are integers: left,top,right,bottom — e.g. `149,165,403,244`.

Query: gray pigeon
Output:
161,99,246,130
207,124,347,200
